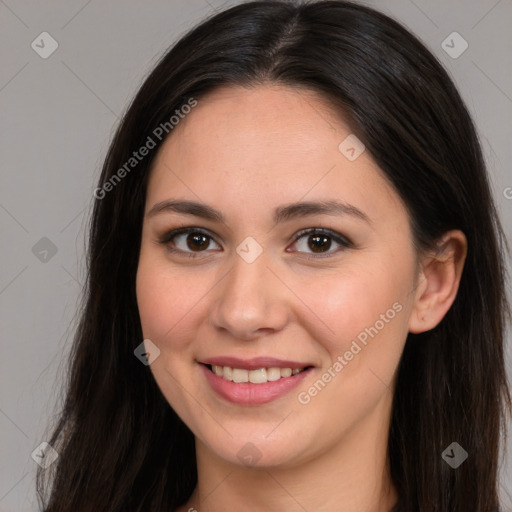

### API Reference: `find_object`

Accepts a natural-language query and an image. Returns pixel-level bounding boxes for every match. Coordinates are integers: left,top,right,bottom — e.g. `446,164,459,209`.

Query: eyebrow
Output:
146,199,371,225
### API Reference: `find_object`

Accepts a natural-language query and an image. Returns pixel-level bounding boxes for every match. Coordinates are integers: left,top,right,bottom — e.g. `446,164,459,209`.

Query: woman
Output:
37,1,511,511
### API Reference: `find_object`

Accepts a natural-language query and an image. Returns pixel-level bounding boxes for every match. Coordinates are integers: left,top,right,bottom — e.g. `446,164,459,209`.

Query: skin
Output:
136,84,467,512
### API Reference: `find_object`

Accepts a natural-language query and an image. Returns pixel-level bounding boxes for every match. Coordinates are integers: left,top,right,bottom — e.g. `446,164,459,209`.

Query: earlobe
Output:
408,230,467,334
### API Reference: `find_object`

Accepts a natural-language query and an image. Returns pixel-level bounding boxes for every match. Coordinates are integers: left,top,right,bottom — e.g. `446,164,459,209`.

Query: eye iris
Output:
309,234,331,253
187,233,209,251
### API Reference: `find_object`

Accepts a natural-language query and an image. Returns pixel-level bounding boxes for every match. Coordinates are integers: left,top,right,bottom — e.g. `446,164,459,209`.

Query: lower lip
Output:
200,364,313,406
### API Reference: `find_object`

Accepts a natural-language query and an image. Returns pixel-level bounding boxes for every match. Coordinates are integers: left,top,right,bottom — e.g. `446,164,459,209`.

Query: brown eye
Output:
290,228,352,257
307,234,332,253
159,228,221,257
185,232,210,251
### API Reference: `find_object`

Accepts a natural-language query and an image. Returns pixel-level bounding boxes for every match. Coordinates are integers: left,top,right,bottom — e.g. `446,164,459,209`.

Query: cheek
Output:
136,254,216,349
302,261,410,379
136,256,185,342
305,266,401,337
135,257,200,411
136,263,167,340
298,273,408,418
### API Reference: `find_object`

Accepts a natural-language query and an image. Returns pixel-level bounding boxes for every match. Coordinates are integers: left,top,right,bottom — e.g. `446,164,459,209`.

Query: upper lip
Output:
200,356,314,370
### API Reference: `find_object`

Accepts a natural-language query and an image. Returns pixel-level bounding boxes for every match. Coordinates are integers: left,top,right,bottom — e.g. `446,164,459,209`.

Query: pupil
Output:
187,233,209,251
309,235,331,253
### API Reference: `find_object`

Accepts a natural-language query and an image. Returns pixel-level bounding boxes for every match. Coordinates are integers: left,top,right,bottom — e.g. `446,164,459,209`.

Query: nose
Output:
209,249,289,341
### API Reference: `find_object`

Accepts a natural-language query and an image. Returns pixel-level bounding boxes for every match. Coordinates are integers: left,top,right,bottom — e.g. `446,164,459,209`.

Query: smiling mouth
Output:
204,363,313,384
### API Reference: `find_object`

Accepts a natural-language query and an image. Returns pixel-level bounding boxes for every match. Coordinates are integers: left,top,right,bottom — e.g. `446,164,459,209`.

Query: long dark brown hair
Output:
37,1,512,510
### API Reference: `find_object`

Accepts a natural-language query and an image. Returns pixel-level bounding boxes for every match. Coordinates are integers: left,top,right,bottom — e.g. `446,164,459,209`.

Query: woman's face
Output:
136,84,420,469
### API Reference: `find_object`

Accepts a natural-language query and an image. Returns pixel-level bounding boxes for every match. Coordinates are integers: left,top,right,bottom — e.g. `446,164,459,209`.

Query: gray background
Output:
1,0,511,510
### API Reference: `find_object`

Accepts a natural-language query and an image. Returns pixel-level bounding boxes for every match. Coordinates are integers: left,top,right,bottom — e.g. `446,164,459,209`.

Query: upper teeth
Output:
211,365,304,384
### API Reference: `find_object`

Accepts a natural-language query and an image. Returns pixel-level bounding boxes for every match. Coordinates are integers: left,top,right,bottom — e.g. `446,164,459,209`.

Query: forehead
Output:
155,84,348,169
146,84,406,228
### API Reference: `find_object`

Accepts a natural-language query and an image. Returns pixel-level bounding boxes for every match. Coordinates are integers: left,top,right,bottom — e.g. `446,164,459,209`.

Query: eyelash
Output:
157,226,353,260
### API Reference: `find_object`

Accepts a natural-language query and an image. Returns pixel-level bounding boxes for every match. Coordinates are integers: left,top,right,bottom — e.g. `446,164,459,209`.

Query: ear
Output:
408,230,467,334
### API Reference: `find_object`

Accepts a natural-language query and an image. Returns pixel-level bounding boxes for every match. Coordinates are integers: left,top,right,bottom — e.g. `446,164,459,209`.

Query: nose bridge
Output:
210,242,288,339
